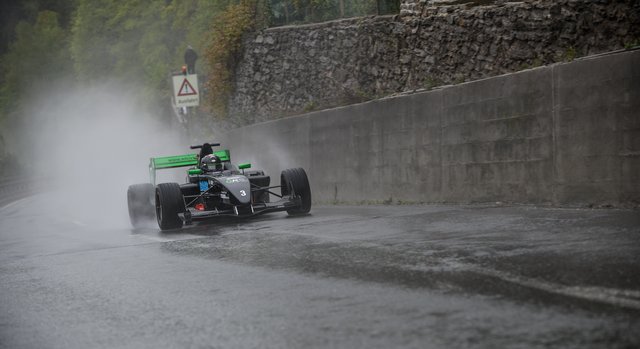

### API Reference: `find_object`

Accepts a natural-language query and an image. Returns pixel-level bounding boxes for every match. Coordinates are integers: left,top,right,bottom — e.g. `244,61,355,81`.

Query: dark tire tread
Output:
127,183,155,228
156,183,185,230
281,167,312,215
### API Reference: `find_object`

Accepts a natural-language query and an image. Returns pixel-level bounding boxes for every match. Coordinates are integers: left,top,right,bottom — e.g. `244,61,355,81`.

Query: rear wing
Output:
149,150,231,185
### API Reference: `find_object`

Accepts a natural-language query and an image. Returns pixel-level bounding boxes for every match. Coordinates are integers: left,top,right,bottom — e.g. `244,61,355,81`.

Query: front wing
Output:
178,195,301,225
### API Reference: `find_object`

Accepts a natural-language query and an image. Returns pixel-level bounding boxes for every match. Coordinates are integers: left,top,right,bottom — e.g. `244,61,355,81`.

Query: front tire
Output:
156,183,185,230
281,168,311,215
127,183,155,228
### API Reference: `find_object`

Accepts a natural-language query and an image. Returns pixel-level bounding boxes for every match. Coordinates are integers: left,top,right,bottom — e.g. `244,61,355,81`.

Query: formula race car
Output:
127,142,311,230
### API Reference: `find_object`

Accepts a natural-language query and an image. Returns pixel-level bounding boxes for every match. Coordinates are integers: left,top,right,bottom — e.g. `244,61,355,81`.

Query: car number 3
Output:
240,190,247,197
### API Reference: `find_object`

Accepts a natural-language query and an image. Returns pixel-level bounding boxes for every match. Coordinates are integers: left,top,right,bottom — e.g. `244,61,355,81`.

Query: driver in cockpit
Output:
200,154,223,172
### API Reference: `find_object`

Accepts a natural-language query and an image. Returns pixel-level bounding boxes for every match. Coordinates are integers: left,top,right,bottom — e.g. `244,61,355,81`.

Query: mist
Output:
12,80,189,229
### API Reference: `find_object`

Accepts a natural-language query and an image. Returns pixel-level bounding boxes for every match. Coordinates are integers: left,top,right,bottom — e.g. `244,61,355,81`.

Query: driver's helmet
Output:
201,154,223,171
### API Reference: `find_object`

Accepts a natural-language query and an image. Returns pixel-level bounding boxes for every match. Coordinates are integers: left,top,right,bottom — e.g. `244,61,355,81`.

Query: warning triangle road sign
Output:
177,78,197,96
172,74,199,107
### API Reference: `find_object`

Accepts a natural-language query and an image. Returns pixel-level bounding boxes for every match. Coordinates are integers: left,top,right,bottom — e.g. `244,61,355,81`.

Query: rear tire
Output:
127,183,155,228
155,183,185,230
281,168,311,215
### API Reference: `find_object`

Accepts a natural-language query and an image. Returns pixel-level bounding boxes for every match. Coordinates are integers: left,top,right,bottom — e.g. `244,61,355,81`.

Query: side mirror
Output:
238,163,251,170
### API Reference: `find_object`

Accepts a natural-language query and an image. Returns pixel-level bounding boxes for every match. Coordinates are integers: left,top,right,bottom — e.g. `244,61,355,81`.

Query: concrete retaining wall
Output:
222,50,640,207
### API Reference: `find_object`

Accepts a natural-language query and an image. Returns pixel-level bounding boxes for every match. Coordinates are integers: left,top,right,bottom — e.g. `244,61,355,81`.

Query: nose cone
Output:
222,176,252,205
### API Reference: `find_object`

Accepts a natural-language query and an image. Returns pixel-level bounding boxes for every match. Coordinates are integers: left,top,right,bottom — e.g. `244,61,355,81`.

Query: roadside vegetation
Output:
0,0,399,170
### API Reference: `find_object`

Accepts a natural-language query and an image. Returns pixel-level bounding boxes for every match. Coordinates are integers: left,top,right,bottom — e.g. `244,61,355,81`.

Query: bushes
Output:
204,0,257,118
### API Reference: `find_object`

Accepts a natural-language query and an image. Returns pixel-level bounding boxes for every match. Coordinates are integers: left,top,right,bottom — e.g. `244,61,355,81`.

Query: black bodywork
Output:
178,167,302,225
128,142,311,230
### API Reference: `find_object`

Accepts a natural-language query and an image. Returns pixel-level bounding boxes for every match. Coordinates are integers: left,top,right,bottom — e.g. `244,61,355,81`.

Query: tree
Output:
70,0,119,81
0,0,75,56
71,0,184,104
0,9,72,174
0,10,71,120
69,0,245,108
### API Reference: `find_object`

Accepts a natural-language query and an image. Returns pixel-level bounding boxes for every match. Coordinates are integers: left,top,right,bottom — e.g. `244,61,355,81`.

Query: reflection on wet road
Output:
1,193,639,348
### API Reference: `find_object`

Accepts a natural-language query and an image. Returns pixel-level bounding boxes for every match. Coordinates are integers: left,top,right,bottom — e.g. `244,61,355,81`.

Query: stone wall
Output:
229,0,640,124
222,50,640,207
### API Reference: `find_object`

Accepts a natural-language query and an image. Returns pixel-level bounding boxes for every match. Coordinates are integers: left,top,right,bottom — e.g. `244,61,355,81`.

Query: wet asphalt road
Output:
1,192,639,348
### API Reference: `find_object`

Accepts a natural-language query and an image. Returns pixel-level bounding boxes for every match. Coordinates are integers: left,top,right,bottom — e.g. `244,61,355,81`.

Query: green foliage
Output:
563,46,577,62
2,0,250,129
69,0,252,109
423,76,444,90
624,38,640,50
164,0,232,68
71,0,177,104
0,10,71,121
1,0,399,131
70,0,117,82
0,0,75,56
204,0,257,117
1,0,400,130
303,101,318,112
